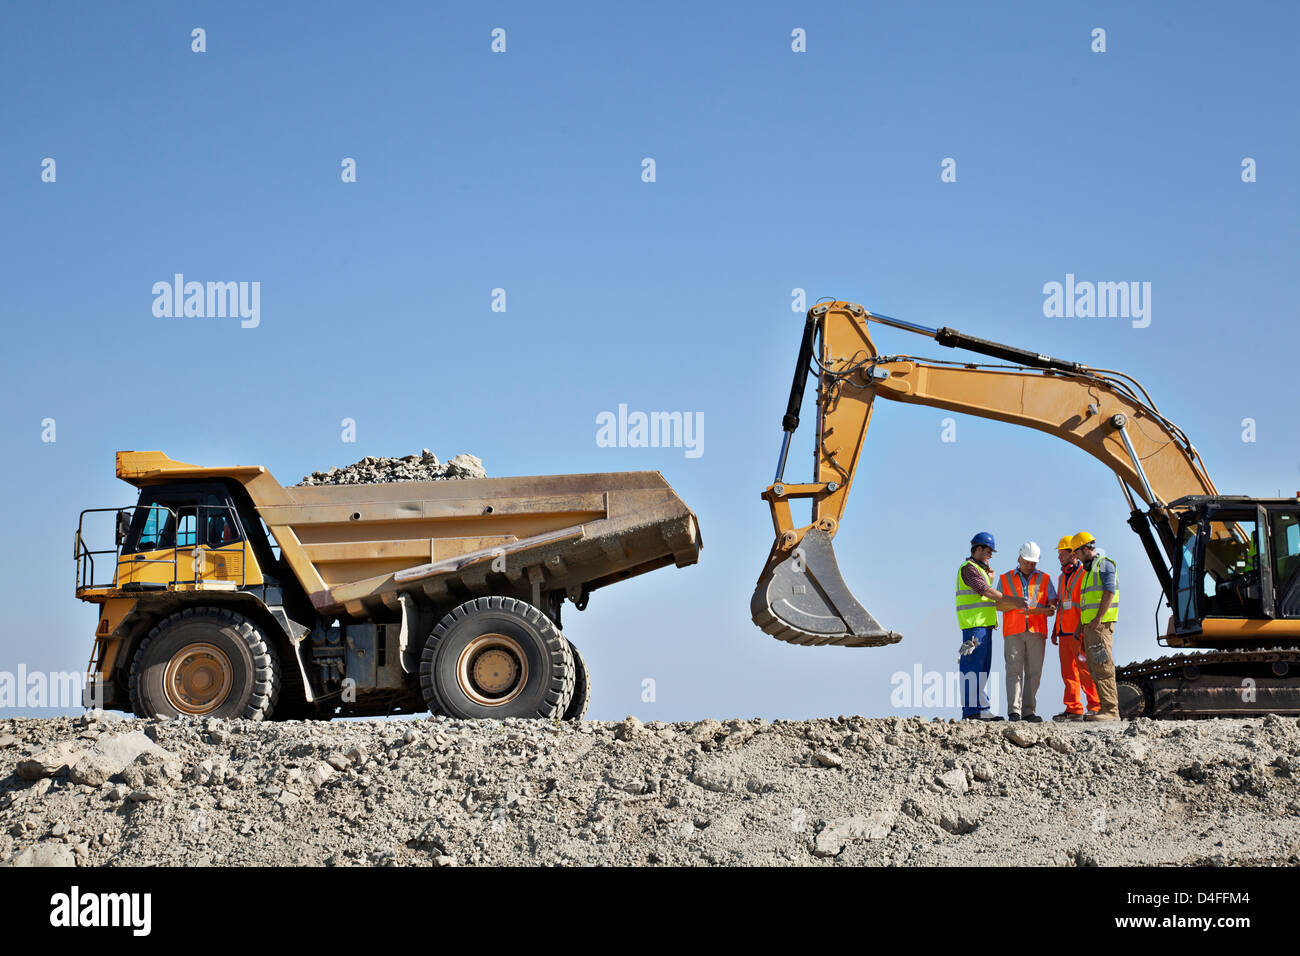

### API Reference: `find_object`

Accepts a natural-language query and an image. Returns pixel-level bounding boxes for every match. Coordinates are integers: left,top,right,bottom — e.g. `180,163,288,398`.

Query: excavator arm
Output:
752,301,1220,647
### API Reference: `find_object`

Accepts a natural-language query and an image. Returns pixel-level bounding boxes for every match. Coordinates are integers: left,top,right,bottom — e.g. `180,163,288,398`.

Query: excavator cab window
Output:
1271,511,1300,618
1272,513,1300,591
1174,521,1199,625
1200,515,1261,618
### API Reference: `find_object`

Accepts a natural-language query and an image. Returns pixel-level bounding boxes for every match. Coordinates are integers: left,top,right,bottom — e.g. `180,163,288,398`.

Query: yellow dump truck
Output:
75,451,701,720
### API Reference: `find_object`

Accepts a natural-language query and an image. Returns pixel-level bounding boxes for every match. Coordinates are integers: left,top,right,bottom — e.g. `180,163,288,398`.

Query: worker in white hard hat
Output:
996,541,1057,722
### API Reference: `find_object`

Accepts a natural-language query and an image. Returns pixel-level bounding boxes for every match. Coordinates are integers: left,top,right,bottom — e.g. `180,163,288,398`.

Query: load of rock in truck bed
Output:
297,450,486,486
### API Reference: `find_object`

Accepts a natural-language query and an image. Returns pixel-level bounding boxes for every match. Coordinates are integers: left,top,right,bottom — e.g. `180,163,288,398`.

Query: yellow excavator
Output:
752,301,1300,718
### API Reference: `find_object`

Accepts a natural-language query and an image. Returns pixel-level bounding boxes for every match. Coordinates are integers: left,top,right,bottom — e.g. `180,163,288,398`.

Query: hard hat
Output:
1056,536,1075,551
1018,541,1041,562
1070,531,1096,549
970,532,996,551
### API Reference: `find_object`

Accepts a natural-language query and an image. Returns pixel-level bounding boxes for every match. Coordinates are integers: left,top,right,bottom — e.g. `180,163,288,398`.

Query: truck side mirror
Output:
115,510,131,548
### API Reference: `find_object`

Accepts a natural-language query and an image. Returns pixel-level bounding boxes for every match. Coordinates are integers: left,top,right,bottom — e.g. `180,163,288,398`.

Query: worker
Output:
956,532,1025,720
1051,536,1099,721
997,542,1055,722
1074,531,1121,721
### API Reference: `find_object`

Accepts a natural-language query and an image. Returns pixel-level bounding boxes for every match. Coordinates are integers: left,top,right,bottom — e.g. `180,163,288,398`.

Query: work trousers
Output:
959,626,994,718
1058,631,1099,714
1003,631,1045,716
1081,620,1119,718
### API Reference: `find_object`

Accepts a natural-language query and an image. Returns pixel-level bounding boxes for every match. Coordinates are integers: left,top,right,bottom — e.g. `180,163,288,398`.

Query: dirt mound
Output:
2,713,1299,866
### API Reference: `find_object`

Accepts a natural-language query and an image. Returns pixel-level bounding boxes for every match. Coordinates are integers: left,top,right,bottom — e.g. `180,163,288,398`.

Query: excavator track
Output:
1116,647,1300,719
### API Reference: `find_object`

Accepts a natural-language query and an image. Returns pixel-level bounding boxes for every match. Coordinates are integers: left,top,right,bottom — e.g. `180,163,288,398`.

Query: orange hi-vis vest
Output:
1056,563,1085,636
998,569,1051,636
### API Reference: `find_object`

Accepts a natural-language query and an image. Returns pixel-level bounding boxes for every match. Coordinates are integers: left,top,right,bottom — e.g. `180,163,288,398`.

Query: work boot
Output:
1052,711,1083,722
978,712,1004,721
1006,712,1021,722
1085,712,1119,722
1023,714,1042,723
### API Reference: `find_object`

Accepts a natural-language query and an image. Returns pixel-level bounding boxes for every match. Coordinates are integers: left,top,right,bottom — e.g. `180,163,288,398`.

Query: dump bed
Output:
115,452,701,620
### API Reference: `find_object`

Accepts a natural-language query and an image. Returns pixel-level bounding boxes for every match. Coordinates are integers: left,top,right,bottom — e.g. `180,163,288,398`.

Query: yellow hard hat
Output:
1056,536,1075,551
1070,531,1096,549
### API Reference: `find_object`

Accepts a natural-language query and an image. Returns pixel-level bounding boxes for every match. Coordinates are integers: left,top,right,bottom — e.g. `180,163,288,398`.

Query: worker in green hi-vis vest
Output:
1072,531,1120,721
956,532,1027,720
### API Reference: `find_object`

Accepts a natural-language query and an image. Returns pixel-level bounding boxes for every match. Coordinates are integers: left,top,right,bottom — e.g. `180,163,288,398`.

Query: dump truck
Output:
753,301,1300,717
76,451,701,720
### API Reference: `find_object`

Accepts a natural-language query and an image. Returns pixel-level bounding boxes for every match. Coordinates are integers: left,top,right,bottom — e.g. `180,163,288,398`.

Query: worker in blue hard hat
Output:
956,531,1026,719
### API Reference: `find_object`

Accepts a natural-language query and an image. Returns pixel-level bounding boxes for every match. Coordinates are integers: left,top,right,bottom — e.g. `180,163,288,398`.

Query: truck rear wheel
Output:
420,597,573,719
129,607,280,720
563,639,590,720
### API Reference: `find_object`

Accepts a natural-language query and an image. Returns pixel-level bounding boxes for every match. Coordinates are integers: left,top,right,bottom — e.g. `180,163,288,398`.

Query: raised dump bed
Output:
76,451,701,720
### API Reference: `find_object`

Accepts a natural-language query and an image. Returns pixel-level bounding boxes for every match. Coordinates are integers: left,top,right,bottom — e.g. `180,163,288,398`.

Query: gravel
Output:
2,713,1299,867
297,450,486,486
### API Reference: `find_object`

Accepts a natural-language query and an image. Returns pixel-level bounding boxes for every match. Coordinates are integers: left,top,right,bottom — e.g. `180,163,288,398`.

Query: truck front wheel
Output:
129,607,280,720
421,597,574,719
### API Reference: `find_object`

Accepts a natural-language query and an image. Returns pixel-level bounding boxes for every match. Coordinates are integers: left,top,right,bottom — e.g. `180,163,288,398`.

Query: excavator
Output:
752,300,1300,718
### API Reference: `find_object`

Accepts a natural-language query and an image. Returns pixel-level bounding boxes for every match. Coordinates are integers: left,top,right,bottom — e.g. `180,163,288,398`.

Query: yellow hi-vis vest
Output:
1079,556,1119,625
956,559,997,628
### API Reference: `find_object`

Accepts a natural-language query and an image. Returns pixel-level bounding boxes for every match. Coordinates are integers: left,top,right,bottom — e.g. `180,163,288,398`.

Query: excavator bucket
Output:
750,528,902,647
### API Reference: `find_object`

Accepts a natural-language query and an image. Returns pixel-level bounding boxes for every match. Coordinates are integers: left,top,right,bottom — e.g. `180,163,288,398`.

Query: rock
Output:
308,763,335,788
326,753,351,772
813,811,897,857
3,844,77,867
17,742,83,780
813,749,843,768
434,855,457,867
972,762,994,782
938,768,969,794
1004,726,1039,748
296,452,486,486
69,754,119,787
1048,736,1074,755
121,752,182,790
689,719,723,743
71,731,168,788
0,734,17,748
615,716,643,741
940,811,980,835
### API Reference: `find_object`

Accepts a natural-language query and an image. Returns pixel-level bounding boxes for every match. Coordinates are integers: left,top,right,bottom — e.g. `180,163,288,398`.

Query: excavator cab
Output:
1170,496,1300,637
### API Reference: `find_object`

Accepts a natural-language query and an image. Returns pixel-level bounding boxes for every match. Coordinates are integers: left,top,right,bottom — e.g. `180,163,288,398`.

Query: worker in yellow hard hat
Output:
1051,535,1098,720
1072,531,1120,721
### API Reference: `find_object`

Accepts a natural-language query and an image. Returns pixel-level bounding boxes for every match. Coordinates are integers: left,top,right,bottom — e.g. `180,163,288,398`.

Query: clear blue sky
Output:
3,2,1297,720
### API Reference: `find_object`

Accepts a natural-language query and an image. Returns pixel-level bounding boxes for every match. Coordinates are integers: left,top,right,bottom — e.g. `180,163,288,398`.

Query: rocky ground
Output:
297,450,486,486
1,713,1299,866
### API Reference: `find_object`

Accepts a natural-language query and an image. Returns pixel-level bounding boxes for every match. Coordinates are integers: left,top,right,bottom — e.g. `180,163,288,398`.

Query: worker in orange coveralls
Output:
1051,535,1099,720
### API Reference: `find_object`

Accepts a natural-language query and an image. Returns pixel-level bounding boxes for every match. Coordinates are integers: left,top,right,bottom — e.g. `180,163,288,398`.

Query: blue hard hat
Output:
971,532,996,551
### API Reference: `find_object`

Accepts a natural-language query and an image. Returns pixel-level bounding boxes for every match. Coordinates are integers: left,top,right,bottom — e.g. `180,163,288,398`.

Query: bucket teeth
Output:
750,528,902,647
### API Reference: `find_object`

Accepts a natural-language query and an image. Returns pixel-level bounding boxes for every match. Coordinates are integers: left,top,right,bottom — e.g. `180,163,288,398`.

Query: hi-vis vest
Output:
1080,556,1119,625
998,569,1050,636
956,560,998,628
1055,563,1084,635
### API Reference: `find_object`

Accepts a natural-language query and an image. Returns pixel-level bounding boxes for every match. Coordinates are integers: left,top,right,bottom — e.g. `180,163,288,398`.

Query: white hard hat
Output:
1018,541,1041,562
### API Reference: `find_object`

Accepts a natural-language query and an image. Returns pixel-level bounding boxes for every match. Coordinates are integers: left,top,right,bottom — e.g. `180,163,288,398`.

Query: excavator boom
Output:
752,301,1219,647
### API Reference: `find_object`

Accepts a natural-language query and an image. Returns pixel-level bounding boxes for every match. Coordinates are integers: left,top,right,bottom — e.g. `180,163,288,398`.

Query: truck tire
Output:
129,607,280,720
420,597,573,719
563,639,590,720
